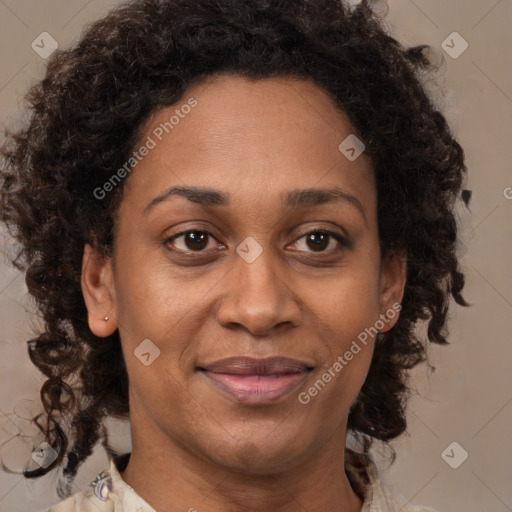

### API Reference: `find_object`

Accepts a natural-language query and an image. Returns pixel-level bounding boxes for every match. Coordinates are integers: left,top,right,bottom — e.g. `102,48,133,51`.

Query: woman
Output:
0,0,469,510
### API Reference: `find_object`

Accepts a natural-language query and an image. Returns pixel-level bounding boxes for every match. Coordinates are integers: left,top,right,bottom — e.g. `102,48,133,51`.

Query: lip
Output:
197,356,313,404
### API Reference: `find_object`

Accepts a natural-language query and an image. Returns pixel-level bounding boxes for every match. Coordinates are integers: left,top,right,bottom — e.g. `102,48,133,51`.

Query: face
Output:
82,74,406,474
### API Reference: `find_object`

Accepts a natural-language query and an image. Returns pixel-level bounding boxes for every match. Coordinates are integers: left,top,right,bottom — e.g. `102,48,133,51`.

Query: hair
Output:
0,0,469,499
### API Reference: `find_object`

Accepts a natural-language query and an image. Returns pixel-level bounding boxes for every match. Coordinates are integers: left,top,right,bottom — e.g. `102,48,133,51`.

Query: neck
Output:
119,424,365,512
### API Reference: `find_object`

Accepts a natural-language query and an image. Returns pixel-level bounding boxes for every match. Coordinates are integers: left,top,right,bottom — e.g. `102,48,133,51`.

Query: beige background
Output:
0,1,511,511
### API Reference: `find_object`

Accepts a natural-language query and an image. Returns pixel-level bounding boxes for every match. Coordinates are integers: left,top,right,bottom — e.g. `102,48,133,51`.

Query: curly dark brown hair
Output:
0,0,469,499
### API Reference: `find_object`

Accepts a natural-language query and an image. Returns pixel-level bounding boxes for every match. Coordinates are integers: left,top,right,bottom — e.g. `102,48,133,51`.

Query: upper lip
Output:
198,356,313,376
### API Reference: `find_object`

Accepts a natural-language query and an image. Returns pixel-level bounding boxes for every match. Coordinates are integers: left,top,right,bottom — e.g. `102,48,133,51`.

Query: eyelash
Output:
164,228,348,256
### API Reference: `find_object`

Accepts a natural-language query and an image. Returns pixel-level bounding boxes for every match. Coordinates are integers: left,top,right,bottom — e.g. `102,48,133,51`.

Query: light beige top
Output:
40,454,439,512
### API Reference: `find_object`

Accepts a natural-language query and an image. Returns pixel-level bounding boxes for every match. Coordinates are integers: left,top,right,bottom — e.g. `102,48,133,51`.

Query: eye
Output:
164,228,348,255
165,230,221,252
289,230,347,253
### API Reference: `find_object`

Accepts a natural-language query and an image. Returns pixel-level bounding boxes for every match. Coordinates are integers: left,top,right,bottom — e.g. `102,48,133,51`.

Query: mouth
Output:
197,356,313,404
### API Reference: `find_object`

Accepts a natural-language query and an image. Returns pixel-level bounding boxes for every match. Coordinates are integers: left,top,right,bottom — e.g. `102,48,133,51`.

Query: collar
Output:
90,455,157,511
93,452,378,511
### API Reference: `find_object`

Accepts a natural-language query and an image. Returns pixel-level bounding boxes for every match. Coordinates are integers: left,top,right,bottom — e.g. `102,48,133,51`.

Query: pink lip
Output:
201,371,309,404
197,356,312,404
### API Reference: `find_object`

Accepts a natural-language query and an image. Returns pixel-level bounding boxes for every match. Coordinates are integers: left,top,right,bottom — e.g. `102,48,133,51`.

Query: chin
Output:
204,433,309,475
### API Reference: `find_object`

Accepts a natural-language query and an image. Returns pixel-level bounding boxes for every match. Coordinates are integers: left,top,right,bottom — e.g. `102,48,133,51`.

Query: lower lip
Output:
200,371,309,404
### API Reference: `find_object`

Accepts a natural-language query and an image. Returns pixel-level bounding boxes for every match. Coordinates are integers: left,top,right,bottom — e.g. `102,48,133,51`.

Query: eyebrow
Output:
143,185,367,224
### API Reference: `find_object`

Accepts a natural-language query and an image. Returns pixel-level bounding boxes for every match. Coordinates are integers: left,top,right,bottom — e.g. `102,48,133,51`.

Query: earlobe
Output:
378,250,407,332
81,243,117,337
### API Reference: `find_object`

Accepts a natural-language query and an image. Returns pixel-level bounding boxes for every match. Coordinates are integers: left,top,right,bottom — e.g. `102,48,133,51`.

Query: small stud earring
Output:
104,316,109,321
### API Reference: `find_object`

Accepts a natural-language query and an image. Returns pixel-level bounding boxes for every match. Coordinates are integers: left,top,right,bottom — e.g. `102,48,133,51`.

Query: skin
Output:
81,73,406,512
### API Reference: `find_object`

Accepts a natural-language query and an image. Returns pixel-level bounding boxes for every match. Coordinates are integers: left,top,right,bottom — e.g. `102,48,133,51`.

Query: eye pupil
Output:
169,229,341,255
186,231,208,250
307,232,329,251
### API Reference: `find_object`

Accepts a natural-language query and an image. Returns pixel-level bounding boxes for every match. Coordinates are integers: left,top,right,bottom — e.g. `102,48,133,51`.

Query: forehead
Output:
122,73,375,214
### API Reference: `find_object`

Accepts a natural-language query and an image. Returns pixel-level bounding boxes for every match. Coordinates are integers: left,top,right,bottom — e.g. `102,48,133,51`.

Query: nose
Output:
216,243,302,336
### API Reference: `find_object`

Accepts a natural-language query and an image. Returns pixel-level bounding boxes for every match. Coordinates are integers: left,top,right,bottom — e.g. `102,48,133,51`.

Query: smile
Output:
197,355,313,404
200,371,310,404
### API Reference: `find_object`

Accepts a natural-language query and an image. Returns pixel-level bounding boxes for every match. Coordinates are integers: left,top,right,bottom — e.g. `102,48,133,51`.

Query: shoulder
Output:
39,455,156,512
39,468,114,512
346,453,440,512
369,476,440,512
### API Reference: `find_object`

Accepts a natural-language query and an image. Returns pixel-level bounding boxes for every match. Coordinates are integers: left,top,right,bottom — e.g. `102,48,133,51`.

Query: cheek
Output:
112,256,188,339
315,292,377,386
113,260,209,392
305,265,382,335
300,264,381,395
301,291,377,416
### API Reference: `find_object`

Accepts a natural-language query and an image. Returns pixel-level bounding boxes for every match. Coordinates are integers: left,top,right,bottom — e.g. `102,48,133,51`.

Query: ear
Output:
378,250,407,332
81,243,117,337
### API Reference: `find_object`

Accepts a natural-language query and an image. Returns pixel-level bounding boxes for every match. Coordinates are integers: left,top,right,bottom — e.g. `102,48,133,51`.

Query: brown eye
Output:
167,231,214,251
291,230,346,253
305,232,330,251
